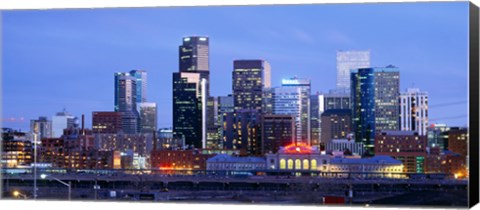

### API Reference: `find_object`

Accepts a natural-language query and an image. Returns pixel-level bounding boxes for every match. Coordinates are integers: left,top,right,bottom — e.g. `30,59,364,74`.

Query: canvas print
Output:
1,1,477,208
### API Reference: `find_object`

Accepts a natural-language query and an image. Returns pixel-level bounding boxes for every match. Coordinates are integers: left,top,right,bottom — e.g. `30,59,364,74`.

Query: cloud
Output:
324,30,354,45
291,29,315,44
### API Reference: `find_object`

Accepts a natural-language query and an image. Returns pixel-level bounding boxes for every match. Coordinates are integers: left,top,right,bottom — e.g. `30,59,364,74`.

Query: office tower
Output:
310,94,320,147
172,72,203,148
92,112,122,134
173,36,210,149
179,36,210,95
232,60,271,112
129,70,148,103
272,77,311,145
323,90,350,110
320,109,352,144
138,102,157,134
261,115,295,154
114,72,137,112
52,109,75,137
30,116,52,140
217,95,234,125
400,88,428,135
375,131,427,173
351,66,400,155
114,72,139,134
223,110,262,156
336,50,370,92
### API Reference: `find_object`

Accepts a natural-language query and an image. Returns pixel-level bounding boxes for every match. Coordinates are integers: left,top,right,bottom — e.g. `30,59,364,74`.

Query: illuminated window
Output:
280,159,286,169
287,159,294,169
303,159,309,170
295,159,301,170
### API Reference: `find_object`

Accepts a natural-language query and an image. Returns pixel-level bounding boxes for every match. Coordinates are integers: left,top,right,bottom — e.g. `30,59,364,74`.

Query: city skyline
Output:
3,2,469,132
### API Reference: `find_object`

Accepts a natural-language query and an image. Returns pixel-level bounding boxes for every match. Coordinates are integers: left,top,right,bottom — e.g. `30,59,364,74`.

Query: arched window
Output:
295,159,301,170
287,159,294,169
303,159,309,170
280,159,286,169
311,159,318,170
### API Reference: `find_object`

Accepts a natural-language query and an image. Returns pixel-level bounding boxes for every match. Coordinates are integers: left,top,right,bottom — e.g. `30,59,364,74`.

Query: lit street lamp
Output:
13,190,28,199
40,174,71,200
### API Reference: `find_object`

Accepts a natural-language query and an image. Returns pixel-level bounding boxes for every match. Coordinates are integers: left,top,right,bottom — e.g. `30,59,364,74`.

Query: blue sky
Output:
2,2,470,131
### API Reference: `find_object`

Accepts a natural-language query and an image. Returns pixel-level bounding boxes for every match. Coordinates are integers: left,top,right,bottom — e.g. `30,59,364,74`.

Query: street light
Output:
13,190,28,199
41,174,71,200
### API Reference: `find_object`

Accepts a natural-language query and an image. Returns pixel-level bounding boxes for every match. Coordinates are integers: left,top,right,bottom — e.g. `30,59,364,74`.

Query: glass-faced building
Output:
52,109,76,137
273,78,311,145
30,116,52,140
172,72,202,148
114,72,139,134
336,50,371,93
129,70,148,103
173,36,210,149
232,60,271,112
351,66,400,155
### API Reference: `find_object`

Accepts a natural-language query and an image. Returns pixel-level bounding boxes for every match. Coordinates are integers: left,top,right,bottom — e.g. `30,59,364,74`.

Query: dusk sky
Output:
2,2,470,132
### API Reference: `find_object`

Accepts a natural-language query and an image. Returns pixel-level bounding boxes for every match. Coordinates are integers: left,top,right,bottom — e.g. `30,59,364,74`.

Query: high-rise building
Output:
114,72,139,134
320,109,352,144
92,112,122,134
351,66,400,154
173,36,210,149
52,109,76,137
30,116,52,140
223,110,262,156
311,90,351,147
400,88,428,136
232,60,271,112
173,72,203,148
179,36,210,95
129,70,148,103
336,50,370,92
426,124,452,150
261,115,295,154
310,94,321,147
138,102,157,134
273,77,311,145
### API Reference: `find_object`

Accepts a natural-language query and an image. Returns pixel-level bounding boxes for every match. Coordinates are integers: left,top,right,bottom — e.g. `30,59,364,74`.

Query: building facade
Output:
325,139,364,156
223,110,262,156
261,114,295,154
138,102,157,134
52,109,76,138
351,66,400,155
206,154,266,171
273,77,311,145
232,59,271,112
114,72,139,134
336,50,371,92
374,131,427,173
30,116,52,140
92,111,122,134
400,88,428,136
320,109,352,145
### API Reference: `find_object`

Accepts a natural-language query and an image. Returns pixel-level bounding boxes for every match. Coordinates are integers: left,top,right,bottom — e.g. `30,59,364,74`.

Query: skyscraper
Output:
351,66,400,154
129,70,148,103
173,72,202,148
179,36,210,95
400,88,428,135
232,60,271,112
336,50,370,93
173,36,210,149
223,110,261,156
273,77,311,145
114,72,139,134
